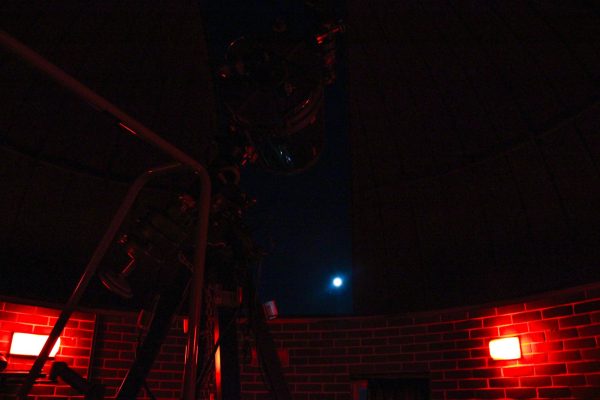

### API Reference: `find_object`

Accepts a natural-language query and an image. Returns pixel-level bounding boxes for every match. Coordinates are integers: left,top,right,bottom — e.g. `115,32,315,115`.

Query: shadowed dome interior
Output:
0,1,217,305
0,1,599,314
348,0,600,312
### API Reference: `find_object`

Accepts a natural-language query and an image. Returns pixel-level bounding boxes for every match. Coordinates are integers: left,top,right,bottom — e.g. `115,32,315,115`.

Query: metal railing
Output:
0,29,211,399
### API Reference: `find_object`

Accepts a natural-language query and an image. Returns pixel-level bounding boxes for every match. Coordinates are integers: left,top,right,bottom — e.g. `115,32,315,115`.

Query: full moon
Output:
332,277,343,287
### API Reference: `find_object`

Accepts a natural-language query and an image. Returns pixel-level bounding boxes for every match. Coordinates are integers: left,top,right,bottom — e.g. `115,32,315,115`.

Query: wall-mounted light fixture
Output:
263,300,279,320
489,337,521,360
9,332,61,357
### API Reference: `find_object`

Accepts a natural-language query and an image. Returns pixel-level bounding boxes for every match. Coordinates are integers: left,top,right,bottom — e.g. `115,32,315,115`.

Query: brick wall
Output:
241,283,600,400
91,312,187,399
0,301,95,399
1,282,599,399
0,301,188,400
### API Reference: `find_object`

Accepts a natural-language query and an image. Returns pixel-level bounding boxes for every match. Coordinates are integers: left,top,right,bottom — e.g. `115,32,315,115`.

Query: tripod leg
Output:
215,306,241,400
250,299,291,400
116,266,190,399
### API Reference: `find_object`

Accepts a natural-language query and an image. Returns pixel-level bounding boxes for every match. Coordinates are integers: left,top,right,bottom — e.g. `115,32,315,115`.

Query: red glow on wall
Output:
0,301,96,399
9,332,61,357
1,285,599,399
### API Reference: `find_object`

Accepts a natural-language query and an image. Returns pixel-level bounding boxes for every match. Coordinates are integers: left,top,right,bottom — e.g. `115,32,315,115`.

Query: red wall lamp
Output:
489,337,521,360
9,332,61,357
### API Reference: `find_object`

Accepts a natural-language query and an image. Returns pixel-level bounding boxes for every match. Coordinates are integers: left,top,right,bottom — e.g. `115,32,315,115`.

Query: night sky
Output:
200,0,352,316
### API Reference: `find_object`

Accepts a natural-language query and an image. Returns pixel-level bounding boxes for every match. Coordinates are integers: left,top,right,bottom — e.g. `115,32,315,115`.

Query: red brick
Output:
581,348,600,359
428,341,455,351
547,350,581,362
79,321,95,331
542,305,572,318
471,348,489,358
443,350,470,360
521,352,547,364
455,319,482,330
559,315,591,328
60,347,91,357
534,363,566,375
400,325,427,335
346,331,373,338
414,314,441,324
443,331,469,340
552,374,586,386
499,323,528,335
528,319,559,331
520,331,545,344
564,337,596,350
519,376,551,386
104,359,132,369
54,386,81,396
490,377,519,387
512,311,541,323
547,328,578,340
4,303,38,314
483,315,512,327
455,339,484,349
586,373,600,386
32,325,52,335
347,346,373,355
322,331,347,339
335,339,360,347
472,368,502,378
282,323,308,331
538,387,571,397
363,320,395,332
431,380,458,390
429,360,456,370
446,389,475,399
487,355,521,368
361,338,386,346
571,387,600,398
323,383,350,392
387,316,413,326
296,383,322,392
574,299,600,313
458,379,487,388
458,359,486,369
470,327,498,338
389,336,414,345
505,388,536,398
373,328,400,337
0,311,18,321
370,346,400,356
471,389,506,398
402,361,429,371
502,366,533,377
29,385,55,395
428,323,453,333
567,361,600,374
414,333,441,343
578,323,600,336
445,370,473,379
0,321,34,333
361,354,397,363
